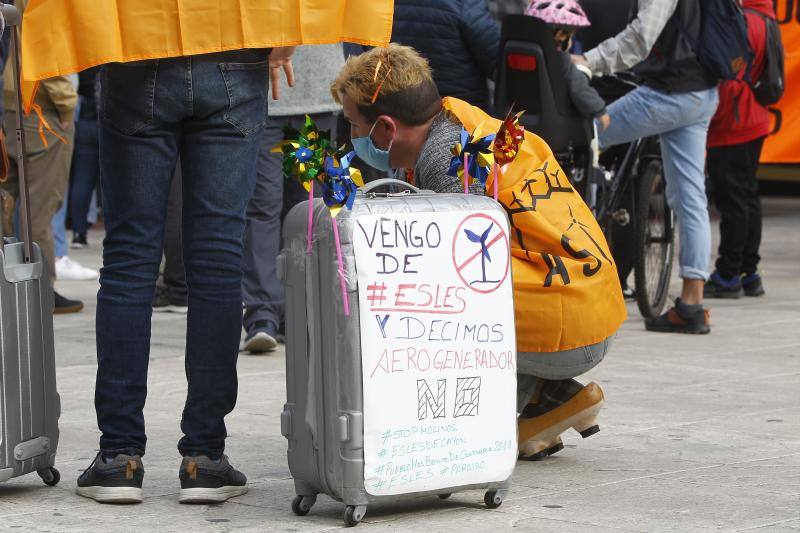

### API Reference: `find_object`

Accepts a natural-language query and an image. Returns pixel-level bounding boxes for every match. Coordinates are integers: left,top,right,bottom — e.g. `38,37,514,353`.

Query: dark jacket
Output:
635,0,717,93
392,0,500,112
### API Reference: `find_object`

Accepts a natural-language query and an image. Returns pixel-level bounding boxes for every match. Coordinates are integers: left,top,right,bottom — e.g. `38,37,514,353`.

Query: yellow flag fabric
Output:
443,97,626,353
20,0,395,109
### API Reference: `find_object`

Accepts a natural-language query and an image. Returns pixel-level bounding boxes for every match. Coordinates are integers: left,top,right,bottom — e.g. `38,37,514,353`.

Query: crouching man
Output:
331,44,626,460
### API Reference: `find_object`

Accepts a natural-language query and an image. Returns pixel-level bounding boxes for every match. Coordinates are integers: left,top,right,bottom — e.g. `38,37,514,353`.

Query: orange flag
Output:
762,0,800,164
444,97,626,353
20,0,395,111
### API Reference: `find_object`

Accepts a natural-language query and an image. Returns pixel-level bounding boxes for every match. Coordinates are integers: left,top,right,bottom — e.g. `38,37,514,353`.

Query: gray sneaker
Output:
76,453,144,504
178,455,247,504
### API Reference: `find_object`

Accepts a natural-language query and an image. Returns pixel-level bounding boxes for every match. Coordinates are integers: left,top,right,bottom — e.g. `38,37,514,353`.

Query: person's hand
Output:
571,54,589,68
269,46,296,101
599,113,611,132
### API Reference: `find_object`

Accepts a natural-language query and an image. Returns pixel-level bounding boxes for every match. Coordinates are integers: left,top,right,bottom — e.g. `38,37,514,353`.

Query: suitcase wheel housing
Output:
291,494,316,516
38,467,60,487
343,505,367,527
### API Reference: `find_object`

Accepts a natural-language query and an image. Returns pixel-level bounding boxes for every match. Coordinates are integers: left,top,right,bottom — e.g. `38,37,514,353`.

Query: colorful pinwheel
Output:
448,128,496,194
491,109,526,200
320,150,365,218
272,115,332,190
272,115,334,254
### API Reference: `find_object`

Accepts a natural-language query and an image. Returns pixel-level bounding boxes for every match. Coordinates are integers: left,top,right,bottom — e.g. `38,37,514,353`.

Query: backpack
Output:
675,0,753,81
746,8,785,106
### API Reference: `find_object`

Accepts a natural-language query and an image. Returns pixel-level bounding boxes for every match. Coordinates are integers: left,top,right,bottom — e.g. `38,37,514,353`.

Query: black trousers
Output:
707,137,765,279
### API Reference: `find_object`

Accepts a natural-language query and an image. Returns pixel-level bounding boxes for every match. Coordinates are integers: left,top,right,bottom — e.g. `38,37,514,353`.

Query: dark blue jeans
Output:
96,50,269,459
69,117,99,236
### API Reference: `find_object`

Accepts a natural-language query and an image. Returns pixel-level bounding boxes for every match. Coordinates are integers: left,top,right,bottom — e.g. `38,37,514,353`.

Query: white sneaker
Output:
239,331,278,354
55,256,99,281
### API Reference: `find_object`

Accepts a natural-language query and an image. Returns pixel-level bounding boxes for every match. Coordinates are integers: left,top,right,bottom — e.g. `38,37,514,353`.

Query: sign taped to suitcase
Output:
353,210,517,496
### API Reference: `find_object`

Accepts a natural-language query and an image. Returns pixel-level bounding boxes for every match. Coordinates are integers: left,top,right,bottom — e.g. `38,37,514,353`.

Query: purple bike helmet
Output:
524,0,591,29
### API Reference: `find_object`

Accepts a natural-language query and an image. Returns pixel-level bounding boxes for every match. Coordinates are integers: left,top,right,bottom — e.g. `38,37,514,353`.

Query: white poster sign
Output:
353,210,517,496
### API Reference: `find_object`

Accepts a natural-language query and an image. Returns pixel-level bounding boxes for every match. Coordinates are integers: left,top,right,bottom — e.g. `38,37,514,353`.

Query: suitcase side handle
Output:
0,5,20,28
360,178,421,195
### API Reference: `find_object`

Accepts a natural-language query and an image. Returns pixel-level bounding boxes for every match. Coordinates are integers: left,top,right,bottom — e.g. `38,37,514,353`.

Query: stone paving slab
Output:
0,197,798,532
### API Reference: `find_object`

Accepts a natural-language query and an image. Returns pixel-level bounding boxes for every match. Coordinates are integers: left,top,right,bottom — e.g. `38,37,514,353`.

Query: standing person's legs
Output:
660,122,713,287
177,50,267,461
156,163,188,310
94,59,180,460
3,109,75,288
69,117,99,244
240,117,286,352
52,193,69,259
241,112,336,352
740,137,766,280
707,144,749,284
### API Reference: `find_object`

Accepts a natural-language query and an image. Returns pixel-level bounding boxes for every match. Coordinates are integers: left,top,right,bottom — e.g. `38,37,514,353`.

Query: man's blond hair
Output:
331,44,442,125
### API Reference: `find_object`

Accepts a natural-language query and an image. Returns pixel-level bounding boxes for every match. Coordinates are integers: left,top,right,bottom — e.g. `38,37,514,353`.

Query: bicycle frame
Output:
593,135,660,234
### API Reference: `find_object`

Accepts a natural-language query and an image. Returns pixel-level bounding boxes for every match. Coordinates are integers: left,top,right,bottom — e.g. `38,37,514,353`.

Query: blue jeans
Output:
516,338,611,412
69,117,99,236
96,50,269,458
52,192,68,258
598,86,719,280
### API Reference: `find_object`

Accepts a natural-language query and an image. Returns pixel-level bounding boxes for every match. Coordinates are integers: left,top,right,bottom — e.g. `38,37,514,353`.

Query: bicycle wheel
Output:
634,160,674,318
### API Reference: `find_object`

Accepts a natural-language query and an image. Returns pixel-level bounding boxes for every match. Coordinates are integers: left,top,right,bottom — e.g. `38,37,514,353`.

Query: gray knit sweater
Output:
268,44,344,117
414,111,485,195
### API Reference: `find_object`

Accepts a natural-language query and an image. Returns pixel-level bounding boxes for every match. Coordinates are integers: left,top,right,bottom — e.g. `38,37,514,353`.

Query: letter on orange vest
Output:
443,97,626,353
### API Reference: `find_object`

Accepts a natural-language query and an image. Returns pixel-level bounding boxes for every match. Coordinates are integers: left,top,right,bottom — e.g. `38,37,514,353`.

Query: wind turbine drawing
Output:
464,222,500,285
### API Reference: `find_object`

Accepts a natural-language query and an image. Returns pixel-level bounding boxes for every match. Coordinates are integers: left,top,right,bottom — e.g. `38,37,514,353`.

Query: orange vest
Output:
443,97,626,353
19,0,394,110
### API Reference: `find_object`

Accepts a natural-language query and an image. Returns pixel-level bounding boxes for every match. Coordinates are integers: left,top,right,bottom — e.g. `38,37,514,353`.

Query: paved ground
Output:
1,197,798,532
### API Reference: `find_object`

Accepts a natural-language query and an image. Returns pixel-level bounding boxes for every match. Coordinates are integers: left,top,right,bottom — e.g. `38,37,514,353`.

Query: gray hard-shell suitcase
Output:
279,179,513,527
0,4,61,487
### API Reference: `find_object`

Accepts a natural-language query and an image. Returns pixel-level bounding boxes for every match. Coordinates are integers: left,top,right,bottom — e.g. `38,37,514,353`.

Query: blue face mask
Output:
351,121,393,172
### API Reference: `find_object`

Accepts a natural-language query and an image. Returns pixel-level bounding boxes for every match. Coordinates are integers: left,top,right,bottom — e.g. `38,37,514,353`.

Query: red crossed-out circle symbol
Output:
451,213,510,294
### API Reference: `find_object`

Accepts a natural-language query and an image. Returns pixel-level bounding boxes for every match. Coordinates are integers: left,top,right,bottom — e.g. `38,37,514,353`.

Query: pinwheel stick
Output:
493,163,499,201
331,216,350,317
463,152,469,195
306,182,315,254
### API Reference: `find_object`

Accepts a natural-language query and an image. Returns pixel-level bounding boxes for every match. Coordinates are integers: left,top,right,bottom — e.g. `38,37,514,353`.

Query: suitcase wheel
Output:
343,505,367,527
484,490,503,509
37,467,60,487
437,493,452,500
291,494,316,516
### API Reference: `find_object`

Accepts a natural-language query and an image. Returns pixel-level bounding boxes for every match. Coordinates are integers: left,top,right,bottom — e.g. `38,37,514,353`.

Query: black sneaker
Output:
179,455,247,504
152,285,188,314
76,453,144,504
704,271,743,299
645,298,710,334
71,233,88,249
54,291,84,314
740,272,765,297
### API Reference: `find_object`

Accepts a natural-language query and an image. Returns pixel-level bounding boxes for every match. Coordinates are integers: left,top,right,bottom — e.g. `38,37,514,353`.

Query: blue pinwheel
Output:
448,128,496,187
319,151,364,217
464,222,498,285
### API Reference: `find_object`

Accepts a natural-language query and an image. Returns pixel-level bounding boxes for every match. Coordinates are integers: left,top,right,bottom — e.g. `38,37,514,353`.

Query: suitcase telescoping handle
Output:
2,4,34,263
360,178,422,197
